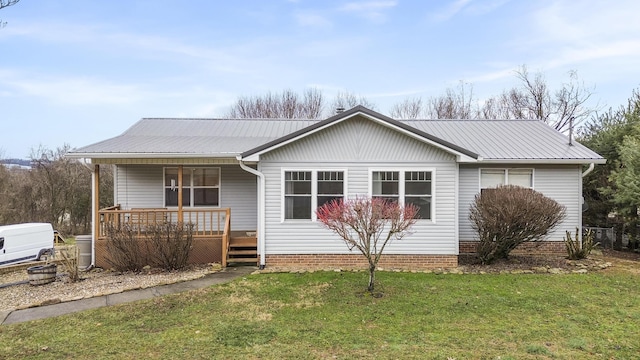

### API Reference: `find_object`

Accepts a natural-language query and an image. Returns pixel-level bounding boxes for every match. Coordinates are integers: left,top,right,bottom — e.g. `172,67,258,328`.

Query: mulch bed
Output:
458,249,638,274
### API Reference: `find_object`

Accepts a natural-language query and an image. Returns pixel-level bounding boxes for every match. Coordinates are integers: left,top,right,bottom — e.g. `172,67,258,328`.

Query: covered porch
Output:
89,162,259,269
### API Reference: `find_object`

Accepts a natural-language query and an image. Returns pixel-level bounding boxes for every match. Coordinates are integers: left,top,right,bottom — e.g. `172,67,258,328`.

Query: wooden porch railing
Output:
98,206,231,266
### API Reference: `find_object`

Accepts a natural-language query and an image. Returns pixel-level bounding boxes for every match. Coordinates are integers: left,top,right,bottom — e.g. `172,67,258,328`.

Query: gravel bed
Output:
0,264,220,312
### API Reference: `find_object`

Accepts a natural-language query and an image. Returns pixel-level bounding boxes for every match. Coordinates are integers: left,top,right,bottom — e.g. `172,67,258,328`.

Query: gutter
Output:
581,163,595,177
237,157,266,269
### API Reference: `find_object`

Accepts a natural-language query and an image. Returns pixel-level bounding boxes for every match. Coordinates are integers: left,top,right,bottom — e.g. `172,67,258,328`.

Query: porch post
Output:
93,164,100,265
177,165,183,222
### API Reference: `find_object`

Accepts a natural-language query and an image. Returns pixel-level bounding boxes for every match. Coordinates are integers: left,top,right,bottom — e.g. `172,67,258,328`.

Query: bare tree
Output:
316,197,418,293
0,0,20,28
226,88,325,119
390,82,479,119
481,66,594,131
425,81,478,119
389,97,424,119
0,0,20,9
330,91,377,114
389,66,595,126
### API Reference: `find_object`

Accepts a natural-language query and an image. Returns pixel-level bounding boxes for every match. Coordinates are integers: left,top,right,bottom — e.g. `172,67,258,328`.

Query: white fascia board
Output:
66,152,239,159
478,158,607,165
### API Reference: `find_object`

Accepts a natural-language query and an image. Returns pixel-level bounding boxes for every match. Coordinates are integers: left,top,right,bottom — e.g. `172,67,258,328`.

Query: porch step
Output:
228,249,257,256
229,236,257,247
228,257,259,263
227,236,258,266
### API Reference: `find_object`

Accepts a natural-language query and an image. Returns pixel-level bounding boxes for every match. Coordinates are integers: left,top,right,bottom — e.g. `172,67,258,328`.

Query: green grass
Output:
1,271,639,359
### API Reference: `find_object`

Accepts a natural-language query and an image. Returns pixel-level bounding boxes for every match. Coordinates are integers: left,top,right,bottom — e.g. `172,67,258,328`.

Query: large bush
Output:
105,222,194,271
105,223,149,272
146,222,194,270
469,185,566,264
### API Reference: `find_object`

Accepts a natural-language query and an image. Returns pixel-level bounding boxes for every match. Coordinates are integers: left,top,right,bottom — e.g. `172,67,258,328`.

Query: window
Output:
372,171,399,202
317,171,344,208
283,170,345,220
480,168,533,190
405,171,432,220
164,167,220,207
371,170,433,220
284,171,312,220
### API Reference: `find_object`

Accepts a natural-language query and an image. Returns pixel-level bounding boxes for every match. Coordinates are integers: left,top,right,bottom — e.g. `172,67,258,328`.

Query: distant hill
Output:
0,158,31,168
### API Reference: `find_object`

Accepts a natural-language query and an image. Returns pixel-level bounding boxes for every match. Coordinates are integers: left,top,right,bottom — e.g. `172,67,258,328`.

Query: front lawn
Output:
1,269,639,359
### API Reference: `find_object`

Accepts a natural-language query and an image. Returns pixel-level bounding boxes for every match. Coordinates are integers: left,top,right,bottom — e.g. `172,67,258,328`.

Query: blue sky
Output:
1,0,639,158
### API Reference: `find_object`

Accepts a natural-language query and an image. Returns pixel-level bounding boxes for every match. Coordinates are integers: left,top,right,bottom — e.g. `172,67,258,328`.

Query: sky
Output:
1,0,639,159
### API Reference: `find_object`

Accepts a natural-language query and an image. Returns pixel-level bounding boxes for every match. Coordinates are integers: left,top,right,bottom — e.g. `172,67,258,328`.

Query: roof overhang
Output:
477,158,607,165
239,106,479,163
65,152,240,165
66,152,239,159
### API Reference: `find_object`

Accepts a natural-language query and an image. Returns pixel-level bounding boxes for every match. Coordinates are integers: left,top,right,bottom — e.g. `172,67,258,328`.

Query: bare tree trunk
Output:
368,263,376,292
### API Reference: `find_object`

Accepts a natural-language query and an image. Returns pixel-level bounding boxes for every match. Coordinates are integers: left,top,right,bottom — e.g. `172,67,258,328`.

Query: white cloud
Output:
338,1,398,22
465,68,516,84
519,0,640,74
428,0,473,22
294,11,333,28
0,70,146,105
7,21,260,75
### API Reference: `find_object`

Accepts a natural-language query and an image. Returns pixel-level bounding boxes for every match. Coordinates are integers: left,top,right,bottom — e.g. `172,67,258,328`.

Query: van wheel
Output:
36,248,54,261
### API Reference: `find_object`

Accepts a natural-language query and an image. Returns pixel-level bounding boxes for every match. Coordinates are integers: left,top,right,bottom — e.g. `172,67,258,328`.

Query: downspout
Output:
79,158,97,267
237,157,266,269
581,163,595,178
579,163,596,248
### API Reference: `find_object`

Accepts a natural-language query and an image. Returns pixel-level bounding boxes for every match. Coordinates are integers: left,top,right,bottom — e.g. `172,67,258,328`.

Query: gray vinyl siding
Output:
458,164,582,242
114,164,257,231
261,116,458,255
115,165,164,209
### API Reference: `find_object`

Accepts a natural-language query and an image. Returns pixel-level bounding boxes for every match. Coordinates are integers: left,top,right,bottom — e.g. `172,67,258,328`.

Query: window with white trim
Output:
405,171,432,220
317,171,344,208
480,168,533,190
371,170,433,220
283,170,345,220
284,171,312,220
164,167,220,207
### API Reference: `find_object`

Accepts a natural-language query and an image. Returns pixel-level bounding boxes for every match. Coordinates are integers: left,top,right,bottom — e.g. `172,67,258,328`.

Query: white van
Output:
0,223,54,267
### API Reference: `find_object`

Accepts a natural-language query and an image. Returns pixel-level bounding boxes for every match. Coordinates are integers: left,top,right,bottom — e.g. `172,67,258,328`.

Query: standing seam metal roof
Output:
68,108,605,163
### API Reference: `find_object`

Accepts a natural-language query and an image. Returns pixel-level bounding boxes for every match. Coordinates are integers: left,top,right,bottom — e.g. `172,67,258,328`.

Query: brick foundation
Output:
265,254,458,270
459,241,565,255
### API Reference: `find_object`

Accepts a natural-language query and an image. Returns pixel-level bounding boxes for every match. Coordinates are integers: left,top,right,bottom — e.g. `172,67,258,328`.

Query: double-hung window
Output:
404,171,432,220
317,171,344,208
283,170,345,220
371,170,433,220
480,168,533,190
164,167,220,207
284,171,312,220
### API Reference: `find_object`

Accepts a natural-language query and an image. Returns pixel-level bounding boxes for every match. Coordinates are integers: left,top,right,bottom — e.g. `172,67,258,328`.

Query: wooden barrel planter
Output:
27,264,58,286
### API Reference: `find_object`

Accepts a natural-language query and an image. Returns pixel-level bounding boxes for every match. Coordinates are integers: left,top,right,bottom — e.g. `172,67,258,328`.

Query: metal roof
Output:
68,108,605,164
404,119,605,163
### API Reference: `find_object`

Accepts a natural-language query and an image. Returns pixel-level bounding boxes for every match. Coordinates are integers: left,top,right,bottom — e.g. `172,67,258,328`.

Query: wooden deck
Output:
97,207,257,267
98,206,232,267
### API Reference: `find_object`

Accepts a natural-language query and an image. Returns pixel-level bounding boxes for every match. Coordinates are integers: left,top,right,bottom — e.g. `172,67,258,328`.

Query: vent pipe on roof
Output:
569,116,574,146
335,107,345,114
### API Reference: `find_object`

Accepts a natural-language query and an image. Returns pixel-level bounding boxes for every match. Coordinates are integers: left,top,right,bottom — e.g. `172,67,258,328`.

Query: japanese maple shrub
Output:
469,185,566,264
316,197,419,293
